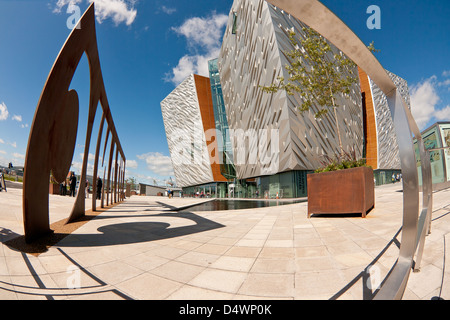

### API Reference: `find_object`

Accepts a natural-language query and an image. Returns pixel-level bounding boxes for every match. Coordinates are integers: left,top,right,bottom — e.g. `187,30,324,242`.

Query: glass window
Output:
232,12,238,35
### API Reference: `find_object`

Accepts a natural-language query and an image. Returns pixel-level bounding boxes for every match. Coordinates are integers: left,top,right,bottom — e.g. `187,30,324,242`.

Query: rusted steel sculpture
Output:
266,0,433,300
23,3,126,243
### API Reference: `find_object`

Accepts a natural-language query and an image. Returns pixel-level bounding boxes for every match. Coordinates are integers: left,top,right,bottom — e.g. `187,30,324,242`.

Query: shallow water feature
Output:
177,199,307,212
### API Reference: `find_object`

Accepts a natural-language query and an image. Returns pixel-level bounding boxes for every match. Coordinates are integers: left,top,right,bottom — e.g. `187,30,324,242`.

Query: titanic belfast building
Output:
160,0,410,199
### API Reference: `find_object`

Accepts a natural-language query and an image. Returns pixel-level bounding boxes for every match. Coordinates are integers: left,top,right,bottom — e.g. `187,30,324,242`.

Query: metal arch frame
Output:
266,0,433,299
23,3,126,243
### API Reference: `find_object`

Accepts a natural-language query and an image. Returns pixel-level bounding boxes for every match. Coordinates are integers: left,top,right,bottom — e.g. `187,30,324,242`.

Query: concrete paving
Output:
0,182,449,300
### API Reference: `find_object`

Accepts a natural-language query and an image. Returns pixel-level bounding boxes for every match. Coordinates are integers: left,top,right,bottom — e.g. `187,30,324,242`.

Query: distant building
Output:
415,121,450,191
139,183,167,196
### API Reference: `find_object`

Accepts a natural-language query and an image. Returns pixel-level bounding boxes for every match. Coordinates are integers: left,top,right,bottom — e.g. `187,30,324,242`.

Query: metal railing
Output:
266,0,434,300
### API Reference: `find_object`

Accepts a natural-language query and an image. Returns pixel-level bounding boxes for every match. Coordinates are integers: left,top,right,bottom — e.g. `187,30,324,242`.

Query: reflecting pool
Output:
177,199,307,212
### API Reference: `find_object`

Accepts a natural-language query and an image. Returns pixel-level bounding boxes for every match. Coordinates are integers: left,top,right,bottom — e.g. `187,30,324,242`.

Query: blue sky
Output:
0,0,449,186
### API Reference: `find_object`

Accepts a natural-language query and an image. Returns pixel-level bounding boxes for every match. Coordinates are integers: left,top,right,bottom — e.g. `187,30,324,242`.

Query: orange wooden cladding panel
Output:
194,75,228,182
358,67,378,169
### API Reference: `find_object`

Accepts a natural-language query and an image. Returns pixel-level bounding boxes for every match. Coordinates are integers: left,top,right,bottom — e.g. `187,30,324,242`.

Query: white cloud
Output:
127,159,138,169
88,0,137,26
410,77,440,129
12,153,25,160
12,114,22,122
172,13,228,50
0,102,8,121
167,51,220,85
166,12,228,85
53,0,137,26
21,124,29,128
71,161,94,175
0,138,4,144
0,150,6,155
53,0,82,13
79,152,96,161
9,142,17,148
435,105,450,121
161,6,176,15
137,152,174,177
438,79,450,88
443,70,450,77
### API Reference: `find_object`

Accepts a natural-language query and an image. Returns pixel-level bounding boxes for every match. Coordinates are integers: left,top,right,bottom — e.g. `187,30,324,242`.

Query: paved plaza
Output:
0,181,449,300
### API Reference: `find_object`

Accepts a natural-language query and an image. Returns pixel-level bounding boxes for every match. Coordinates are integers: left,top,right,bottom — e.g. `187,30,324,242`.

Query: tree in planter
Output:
261,26,358,154
126,177,137,191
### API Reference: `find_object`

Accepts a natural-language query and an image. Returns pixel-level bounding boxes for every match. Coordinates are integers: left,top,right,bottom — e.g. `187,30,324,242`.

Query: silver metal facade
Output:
368,70,411,169
160,75,214,187
218,0,364,180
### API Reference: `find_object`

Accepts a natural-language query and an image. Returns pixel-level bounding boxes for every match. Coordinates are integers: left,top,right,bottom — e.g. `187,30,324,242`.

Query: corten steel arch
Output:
23,3,126,243
266,0,433,299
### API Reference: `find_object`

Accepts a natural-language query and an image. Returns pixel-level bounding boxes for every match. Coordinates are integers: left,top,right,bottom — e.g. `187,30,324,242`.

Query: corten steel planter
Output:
49,183,60,195
307,166,374,218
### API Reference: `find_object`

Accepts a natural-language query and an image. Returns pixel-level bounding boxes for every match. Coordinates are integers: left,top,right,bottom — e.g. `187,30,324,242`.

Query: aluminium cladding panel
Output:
160,74,214,188
219,0,285,179
269,3,363,169
368,70,411,170
218,0,364,180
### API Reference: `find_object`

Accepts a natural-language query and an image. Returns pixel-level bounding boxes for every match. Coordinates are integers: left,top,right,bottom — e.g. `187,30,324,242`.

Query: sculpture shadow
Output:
3,211,224,254
58,211,225,248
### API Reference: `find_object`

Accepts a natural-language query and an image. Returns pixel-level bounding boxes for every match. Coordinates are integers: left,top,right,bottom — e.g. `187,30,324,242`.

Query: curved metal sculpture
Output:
265,0,433,299
23,3,126,243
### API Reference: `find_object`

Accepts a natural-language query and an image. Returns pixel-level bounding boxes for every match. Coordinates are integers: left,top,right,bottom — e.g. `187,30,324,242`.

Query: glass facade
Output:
182,170,309,199
373,169,402,186
208,58,236,179
415,122,450,188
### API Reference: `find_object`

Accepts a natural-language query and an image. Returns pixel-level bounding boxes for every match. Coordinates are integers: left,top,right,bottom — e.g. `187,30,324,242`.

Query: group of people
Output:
60,172,78,196
58,172,103,200
391,173,402,183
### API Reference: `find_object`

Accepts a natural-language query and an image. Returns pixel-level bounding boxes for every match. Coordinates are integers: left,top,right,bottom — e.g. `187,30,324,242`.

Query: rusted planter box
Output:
307,166,374,218
49,183,60,195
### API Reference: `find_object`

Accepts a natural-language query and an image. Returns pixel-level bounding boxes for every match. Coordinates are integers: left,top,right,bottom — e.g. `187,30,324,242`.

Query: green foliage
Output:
367,41,380,54
260,26,379,172
126,177,137,190
314,149,370,173
260,27,358,119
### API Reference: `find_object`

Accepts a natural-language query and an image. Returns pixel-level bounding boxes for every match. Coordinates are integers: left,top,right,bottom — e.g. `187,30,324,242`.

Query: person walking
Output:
85,179,89,198
0,171,6,192
69,172,77,197
96,176,102,200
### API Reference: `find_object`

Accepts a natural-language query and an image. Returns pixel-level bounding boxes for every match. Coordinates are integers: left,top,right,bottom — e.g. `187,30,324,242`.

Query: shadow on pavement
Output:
2,210,224,255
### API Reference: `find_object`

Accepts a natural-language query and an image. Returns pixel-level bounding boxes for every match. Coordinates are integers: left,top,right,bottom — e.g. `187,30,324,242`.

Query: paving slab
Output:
0,184,449,300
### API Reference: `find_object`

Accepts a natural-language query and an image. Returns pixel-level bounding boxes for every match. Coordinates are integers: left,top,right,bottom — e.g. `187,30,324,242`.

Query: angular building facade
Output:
218,0,364,198
160,74,227,195
161,0,410,198
359,68,411,184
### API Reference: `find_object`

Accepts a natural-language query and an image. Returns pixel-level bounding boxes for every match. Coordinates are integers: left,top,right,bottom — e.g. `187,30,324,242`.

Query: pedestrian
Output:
391,173,395,184
0,171,6,192
96,176,102,200
69,172,77,197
